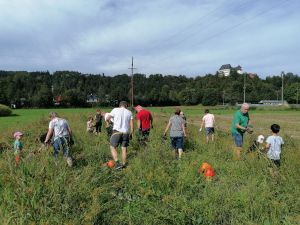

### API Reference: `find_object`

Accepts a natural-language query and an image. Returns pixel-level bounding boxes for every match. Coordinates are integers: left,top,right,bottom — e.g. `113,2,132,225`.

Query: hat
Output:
14,131,23,138
135,105,143,112
256,135,265,144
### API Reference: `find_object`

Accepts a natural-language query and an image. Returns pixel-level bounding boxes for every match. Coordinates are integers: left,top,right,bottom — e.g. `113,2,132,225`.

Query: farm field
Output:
0,106,300,224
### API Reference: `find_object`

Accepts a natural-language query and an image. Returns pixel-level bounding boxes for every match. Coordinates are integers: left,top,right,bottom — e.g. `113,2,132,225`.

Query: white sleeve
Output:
266,136,271,144
49,120,54,129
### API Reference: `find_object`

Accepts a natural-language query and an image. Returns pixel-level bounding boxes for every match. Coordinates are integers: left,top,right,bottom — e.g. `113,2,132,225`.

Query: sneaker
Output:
66,157,73,167
115,161,123,170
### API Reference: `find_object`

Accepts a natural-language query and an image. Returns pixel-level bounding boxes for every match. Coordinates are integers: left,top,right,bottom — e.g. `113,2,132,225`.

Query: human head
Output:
96,109,101,113
271,124,280,134
14,131,23,139
205,109,209,114
88,117,93,121
175,108,181,115
240,103,250,114
119,101,128,108
49,112,58,120
135,105,143,112
180,111,184,116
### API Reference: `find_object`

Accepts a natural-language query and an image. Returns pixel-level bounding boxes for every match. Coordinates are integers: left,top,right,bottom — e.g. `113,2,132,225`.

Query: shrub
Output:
0,104,12,116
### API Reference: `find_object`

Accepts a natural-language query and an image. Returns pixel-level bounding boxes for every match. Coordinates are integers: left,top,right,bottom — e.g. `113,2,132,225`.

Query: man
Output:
200,109,215,143
44,112,73,166
135,105,153,143
231,103,251,158
106,101,133,169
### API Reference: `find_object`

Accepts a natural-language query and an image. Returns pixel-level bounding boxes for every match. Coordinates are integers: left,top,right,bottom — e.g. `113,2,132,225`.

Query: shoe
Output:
115,161,123,170
122,162,128,168
66,157,73,167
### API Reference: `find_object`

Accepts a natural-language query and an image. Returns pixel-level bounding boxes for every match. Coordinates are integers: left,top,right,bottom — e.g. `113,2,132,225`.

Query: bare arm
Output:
163,121,171,136
137,119,141,130
44,128,54,144
130,119,134,134
182,123,187,137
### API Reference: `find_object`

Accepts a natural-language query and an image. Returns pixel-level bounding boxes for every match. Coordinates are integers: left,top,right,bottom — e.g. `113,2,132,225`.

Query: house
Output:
258,100,288,105
218,64,243,77
87,94,98,103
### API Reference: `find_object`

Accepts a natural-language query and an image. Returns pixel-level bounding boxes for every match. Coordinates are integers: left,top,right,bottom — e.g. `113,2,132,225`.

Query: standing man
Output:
94,109,103,134
44,112,73,166
200,109,215,143
231,103,251,158
135,105,153,143
106,101,133,169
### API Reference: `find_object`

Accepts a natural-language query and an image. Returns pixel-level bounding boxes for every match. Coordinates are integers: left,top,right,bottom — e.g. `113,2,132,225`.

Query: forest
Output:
0,70,299,107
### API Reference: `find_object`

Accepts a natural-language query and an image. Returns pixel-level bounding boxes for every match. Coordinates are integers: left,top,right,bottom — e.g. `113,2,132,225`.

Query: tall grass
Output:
0,110,299,224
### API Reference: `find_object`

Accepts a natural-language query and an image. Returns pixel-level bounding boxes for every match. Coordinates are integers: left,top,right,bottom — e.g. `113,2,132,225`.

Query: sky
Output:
0,0,299,78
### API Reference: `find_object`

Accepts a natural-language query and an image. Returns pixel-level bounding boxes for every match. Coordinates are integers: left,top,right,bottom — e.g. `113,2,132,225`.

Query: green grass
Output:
0,107,300,224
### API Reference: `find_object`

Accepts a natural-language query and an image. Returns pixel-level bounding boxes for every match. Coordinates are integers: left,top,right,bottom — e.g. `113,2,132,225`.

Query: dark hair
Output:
271,124,280,133
119,101,128,107
205,109,209,113
175,108,181,115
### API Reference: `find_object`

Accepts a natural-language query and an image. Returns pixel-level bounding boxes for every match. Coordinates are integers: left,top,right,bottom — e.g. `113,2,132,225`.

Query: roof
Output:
219,64,232,70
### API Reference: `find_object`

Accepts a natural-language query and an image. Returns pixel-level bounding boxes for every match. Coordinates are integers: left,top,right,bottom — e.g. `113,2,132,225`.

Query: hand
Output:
199,128,202,132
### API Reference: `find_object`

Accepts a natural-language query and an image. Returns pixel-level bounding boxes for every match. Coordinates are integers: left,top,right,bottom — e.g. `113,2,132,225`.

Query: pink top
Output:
202,113,215,128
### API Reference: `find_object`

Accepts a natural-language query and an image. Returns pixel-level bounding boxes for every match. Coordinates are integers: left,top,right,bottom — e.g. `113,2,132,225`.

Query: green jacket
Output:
231,110,249,135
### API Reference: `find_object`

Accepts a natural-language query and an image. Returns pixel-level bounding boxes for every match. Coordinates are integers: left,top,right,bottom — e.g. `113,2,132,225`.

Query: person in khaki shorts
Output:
199,109,215,143
106,101,133,169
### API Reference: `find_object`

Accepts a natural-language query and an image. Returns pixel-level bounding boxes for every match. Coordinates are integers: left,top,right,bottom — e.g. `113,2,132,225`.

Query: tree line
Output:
0,70,299,108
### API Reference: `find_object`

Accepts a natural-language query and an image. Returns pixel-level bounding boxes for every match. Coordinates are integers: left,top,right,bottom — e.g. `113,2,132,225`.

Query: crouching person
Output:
44,112,73,167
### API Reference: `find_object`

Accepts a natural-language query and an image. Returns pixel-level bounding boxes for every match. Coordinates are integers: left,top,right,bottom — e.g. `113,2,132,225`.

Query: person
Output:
106,101,133,169
163,108,187,160
199,109,215,143
94,109,103,134
265,124,284,168
135,105,153,143
180,111,187,128
13,131,23,165
86,117,95,133
44,112,73,167
101,111,114,139
231,103,251,158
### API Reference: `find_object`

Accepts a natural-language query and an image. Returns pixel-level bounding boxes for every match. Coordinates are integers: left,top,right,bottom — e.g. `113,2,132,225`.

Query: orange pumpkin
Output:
204,168,216,178
199,162,212,173
107,160,115,168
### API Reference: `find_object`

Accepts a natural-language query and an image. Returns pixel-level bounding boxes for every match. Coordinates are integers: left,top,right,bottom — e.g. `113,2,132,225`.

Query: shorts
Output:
269,159,281,168
205,127,215,135
232,133,243,147
110,130,130,148
170,136,184,150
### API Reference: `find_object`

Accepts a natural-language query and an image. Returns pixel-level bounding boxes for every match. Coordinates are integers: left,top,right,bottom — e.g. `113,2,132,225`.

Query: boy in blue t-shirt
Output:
265,124,284,167
13,131,23,164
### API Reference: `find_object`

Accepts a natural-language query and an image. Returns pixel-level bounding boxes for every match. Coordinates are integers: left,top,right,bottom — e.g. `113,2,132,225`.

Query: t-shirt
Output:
13,140,23,151
169,115,185,137
231,110,249,135
202,113,215,128
110,107,133,133
137,109,152,130
49,117,70,140
95,113,102,123
104,113,114,123
266,135,284,160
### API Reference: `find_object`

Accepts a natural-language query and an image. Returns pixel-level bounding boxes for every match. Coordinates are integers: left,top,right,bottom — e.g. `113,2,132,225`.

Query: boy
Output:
200,109,215,143
265,124,284,167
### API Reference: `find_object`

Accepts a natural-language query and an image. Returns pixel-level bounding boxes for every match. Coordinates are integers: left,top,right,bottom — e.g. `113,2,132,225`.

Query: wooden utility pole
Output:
128,56,136,107
281,71,284,105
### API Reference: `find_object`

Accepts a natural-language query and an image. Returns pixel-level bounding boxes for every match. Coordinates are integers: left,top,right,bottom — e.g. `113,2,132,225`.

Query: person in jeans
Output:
231,103,251,159
163,108,187,159
44,112,73,167
106,101,133,169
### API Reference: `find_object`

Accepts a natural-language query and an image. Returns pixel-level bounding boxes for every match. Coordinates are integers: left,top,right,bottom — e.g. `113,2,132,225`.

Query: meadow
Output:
0,106,300,225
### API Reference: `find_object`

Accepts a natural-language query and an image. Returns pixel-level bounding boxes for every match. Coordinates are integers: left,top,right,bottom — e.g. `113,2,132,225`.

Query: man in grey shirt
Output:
163,108,187,159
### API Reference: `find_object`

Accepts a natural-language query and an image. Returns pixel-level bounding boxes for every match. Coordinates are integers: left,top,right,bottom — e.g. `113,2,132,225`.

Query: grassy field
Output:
0,106,300,224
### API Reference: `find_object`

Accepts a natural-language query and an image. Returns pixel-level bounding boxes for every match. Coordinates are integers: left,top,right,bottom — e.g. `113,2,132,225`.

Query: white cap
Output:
257,135,265,144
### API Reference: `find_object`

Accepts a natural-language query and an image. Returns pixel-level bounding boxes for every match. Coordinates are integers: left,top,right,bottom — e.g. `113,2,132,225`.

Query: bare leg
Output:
234,147,242,159
178,148,183,159
121,147,127,165
211,134,214,142
206,135,209,143
110,145,118,161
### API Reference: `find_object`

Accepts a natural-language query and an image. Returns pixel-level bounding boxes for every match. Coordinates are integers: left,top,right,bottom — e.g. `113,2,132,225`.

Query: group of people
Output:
12,102,284,170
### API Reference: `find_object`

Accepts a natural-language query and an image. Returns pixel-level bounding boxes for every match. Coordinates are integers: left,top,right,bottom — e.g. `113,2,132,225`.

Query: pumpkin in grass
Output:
107,160,115,168
199,162,212,173
204,168,216,178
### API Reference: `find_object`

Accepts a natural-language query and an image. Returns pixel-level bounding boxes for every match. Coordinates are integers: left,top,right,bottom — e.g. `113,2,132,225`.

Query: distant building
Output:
259,100,288,105
218,64,242,77
87,94,98,103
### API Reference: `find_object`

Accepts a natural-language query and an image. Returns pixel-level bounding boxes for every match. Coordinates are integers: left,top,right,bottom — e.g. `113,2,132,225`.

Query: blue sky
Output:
0,0,299,77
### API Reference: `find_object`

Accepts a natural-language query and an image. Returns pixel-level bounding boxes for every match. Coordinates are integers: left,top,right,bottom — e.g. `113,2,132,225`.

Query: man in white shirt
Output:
200,109,215,143
106,101,133,169
44,112,73,166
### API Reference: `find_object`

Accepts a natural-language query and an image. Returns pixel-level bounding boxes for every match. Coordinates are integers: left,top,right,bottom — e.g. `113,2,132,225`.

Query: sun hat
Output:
13,131,23,138
257,135,265,144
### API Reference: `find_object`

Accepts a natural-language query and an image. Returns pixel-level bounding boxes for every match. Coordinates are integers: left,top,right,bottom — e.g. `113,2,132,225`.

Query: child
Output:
13,131,23,164
86,117,95,133
265,124,284,167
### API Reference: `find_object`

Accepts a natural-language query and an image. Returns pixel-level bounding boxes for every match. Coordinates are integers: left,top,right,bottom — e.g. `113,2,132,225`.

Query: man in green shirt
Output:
231,103,251,158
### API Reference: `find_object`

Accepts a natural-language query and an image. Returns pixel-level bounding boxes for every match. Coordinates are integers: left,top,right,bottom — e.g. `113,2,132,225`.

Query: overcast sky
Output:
0,0,299,77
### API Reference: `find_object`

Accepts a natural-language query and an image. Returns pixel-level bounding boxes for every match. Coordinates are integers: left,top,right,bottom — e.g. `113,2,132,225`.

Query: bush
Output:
0,104,12,116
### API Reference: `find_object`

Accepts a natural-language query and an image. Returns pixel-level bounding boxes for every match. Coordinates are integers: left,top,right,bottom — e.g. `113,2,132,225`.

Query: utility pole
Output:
297,87,299,105
281,71,284,105
243,72,246,103
128,56,136,108
222,90,225,106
